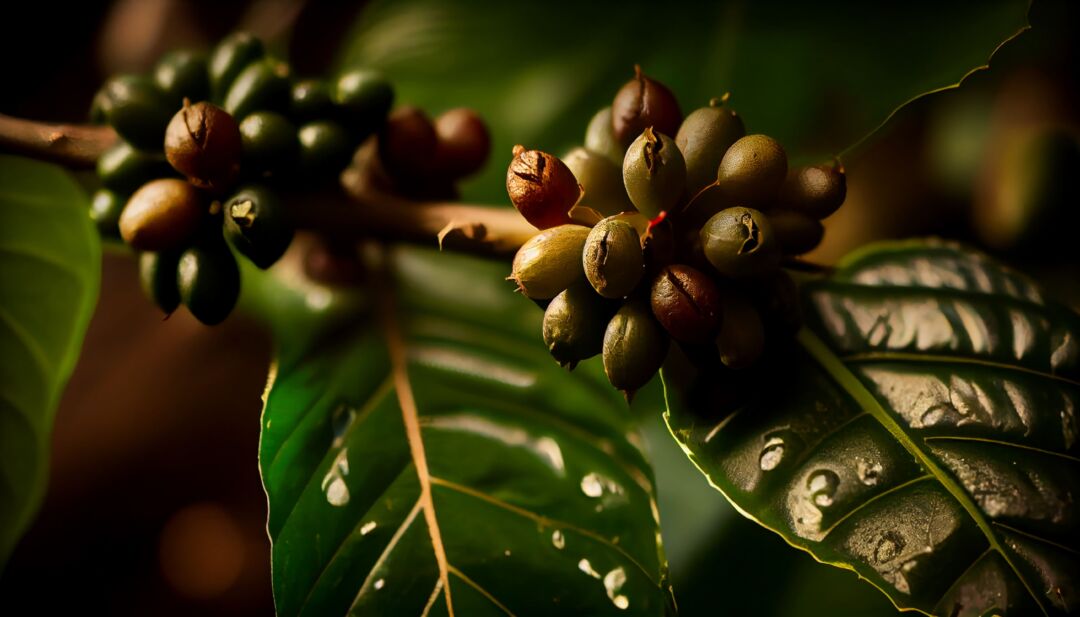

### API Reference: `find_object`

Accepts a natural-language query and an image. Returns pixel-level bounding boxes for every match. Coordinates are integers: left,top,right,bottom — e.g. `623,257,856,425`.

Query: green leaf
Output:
665,239,1080,616
260,246,672,616
0,155,100,566
336,0,1027,203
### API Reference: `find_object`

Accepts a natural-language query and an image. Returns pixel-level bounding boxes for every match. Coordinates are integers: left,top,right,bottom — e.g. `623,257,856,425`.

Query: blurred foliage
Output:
0,156,100,567
335,0,1027,204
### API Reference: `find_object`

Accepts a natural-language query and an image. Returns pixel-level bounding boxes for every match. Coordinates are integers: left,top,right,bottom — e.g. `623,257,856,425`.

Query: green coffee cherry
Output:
290,79,334,122
602,300,670,398
224,59,291,120
583,218,644,298
778,164,846,219
717,134,787,207
542,285,613,369
96,75,172,149
715,290,765,369
154,50,209,106
333,69,394,137
298,120,353,179
223,185,294,269
97,140,171,193
177,236,241,325
90,189,126,238
623,127,687,218
509,224,590,299
119,178,205,251
768,210,824,255
563,147,634,217
209,32,265,100
584,107,624,165
677,100,746,194
139,251,181,315
239,111,298,176
700,207,780,278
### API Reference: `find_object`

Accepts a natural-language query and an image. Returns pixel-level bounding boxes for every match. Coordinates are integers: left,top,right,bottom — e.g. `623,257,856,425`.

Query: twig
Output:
0,114,117,168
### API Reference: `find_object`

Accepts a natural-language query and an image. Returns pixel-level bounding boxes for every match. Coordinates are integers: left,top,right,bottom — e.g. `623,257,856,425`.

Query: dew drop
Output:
360,521,377,536
806,469,840,507
504,549,511,557
857,460,883,486
581,474,604,497
578,558,601,579
874,531,905,564
324,478,349,507
331,404,358,448
320,449,351,507
551,530,566,550
373,578,385,590
604,567,629,610
759,437,786,471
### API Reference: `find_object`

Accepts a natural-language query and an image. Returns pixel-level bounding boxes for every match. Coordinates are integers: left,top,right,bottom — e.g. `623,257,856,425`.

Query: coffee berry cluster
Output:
507,66,846,398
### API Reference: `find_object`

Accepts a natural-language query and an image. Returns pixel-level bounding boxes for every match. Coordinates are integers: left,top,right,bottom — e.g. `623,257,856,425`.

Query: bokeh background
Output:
1,0,1077,615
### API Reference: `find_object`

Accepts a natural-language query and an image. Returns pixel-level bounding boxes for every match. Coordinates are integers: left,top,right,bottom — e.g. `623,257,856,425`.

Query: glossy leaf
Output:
665,239,1080,616
0,155,100,566
260,246,672,616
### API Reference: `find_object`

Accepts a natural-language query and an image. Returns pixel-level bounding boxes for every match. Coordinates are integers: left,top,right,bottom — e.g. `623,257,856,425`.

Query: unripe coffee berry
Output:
563,147,634,217
677,99,746,194
611,65,682,149
506,146,580,230
433,108,491,179
119,178,205,251
97,140,172,193
717,134,787,207
139,251,181,315
239,111,298,176
90,189,126,238
700,207,780,278
650,264,722,342
583,218,644,299
224,185,294,269
209,32,265,99
290,79,334,122
178,236,241,326
623,127,686,218
585,106,624,165
223,59,291,120
778,164,847,219
333,69,394,137
602,300,670,398
509,224,589,299
542,285,613,369
165,101,243,192
96,75,172,149
154,50,209,106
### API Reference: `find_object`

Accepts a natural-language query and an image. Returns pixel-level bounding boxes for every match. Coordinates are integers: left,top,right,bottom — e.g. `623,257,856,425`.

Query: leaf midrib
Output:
797,328,1050,616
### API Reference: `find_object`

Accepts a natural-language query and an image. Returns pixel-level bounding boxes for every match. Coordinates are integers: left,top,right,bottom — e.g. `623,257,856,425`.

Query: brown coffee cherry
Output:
715,290,765,369
542,285,613,369
378,105,438,182
768,209,824,255
164,101,243,193
602,300,670,399
676,99,746,194
506,146,581,229
611,65,682,149
432,108,491,179
582,217,644,299
650,264,722,342
717,134,787,207
622,127,687,218
563,147,634,217
119,178,205,251
778,164,847,219
509,224,589,299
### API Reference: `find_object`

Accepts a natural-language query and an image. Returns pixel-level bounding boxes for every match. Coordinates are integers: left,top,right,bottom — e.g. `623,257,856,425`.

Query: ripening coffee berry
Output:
97,140,171,193
154,50,209,106
506,146,581,229
677,99,746,194
239,111,298,176
223,185,294,269
602,300,670,398
298,120,353,179
433,108,491,179
95,75,173,149
768,209,824,255
717,134,787,207
700,207,780,278
333,69,394,137
90,189,126,238
623,127,687,218
139,250,181,315
290,79,334,122
509,224,589,299
650,264,722,342
583,218,644,298
584,106,624,165
715,290,765,369
778,164,846,219
209,32,265,99
379,106,438,181
119,178,205,251
177,236,241,325
224,59,291,120
165,101,243,192
563,147,634,217
542,285,613,369
611,65,682,149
